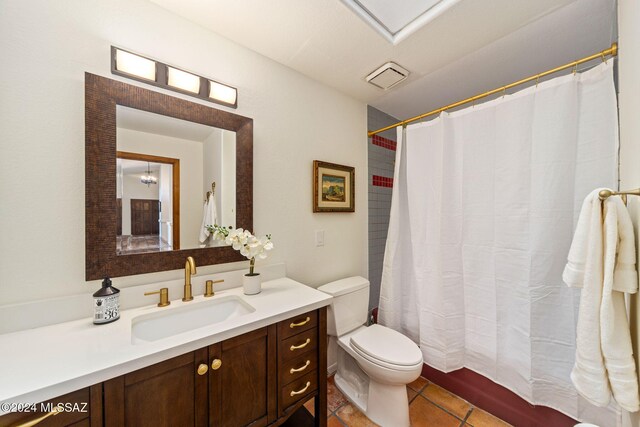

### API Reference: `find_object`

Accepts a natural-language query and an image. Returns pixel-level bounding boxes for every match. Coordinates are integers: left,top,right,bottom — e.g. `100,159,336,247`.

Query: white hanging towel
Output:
563,189,610,407
563,189,640,411
199,193,218,245
600,195,639,412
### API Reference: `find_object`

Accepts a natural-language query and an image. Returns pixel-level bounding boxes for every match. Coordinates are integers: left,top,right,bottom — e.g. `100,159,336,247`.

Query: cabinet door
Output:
209,326,277,427
104,349,208,427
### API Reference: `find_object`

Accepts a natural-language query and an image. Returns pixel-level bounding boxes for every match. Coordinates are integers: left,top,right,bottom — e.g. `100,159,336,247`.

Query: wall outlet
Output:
315,230,325,247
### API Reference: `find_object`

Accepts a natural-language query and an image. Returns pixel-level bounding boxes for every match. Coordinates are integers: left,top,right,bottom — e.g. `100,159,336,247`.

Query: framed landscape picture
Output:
313,160,355,212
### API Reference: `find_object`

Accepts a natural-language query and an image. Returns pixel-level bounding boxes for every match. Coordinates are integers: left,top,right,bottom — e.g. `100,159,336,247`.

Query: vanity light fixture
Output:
209,80,237,105
140,162,158,186
111,46,238,108
167,67,200,94
114,49,157,81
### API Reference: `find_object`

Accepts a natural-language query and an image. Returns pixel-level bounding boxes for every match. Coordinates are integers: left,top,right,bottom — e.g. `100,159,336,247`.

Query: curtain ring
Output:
501,87,506,99
601,52,606,63
572,62,578,75
535,75,540,88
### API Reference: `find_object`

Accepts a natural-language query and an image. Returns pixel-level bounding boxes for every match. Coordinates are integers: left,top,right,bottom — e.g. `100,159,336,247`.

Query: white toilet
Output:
318,276,423,427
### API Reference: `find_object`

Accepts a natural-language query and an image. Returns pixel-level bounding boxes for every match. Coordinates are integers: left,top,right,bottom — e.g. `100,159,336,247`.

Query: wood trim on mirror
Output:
86,73,252,281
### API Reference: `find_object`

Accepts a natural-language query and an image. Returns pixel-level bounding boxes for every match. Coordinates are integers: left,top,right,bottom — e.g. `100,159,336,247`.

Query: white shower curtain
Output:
379,62,619,424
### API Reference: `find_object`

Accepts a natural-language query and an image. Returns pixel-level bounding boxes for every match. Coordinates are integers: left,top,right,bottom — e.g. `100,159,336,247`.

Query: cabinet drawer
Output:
0,388,91,427
280,328,318,362
278,310,317,341
280,350,318,386
280,371,317,411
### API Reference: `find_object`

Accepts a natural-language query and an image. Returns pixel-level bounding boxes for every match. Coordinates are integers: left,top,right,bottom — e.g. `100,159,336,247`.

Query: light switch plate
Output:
315,230,325,247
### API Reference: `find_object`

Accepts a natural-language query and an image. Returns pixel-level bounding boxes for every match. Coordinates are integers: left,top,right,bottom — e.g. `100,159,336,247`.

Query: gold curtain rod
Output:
368,43,618,137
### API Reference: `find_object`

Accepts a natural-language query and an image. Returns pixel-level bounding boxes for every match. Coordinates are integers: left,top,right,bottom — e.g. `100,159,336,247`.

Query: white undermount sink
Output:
131,295,255,343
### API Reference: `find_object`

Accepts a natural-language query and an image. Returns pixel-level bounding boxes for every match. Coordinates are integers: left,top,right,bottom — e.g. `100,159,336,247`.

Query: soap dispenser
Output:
93,277,120,324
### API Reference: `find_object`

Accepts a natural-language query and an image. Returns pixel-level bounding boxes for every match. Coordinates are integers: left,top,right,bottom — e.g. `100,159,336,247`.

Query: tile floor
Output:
304,375,513,427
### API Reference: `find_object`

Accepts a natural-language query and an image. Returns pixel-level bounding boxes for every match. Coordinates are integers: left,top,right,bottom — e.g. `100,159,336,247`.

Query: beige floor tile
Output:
421,383,471,419
304,395,333,417
407,376,429,392
328,375,350,412
335,403,380,427
409,395,461,427
407,386,419,402
466,408,513,427
304,397,315,416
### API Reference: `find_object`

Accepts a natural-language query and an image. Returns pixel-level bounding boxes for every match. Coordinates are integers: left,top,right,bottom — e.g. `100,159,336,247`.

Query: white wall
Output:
221,131,236,228
203,128,222,213
203,128,224,228
619,0,640,425
159,164,173,246
0,0,367,306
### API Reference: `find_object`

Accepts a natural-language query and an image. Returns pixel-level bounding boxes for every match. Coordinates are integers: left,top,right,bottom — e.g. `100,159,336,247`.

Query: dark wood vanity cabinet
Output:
0,386,102,427
103,328,275,427
208,326,277,427
0,308,326,427
103,349,209,427
102,307,326,427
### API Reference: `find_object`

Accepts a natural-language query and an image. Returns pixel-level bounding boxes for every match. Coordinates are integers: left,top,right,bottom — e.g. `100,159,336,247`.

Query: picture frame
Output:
313,160,355,212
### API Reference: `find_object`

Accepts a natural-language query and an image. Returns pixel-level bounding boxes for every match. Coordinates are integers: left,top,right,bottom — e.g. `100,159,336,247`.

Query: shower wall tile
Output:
367,105,398,311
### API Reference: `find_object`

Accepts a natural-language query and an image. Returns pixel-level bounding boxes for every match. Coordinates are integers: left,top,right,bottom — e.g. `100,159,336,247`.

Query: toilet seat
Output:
350,324,423,371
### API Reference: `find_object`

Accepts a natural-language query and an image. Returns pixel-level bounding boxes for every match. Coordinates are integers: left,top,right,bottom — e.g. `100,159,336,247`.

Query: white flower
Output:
211,226,274,268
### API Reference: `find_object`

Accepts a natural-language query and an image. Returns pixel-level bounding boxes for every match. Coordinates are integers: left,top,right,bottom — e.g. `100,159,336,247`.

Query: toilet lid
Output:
350,324,423,367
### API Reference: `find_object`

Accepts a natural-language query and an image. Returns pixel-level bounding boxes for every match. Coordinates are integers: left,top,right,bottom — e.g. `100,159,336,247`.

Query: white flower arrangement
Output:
206,225,273,275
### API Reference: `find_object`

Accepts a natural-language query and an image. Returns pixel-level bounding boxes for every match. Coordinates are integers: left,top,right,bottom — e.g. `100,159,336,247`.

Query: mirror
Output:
115,106,236,255
86,73,253,280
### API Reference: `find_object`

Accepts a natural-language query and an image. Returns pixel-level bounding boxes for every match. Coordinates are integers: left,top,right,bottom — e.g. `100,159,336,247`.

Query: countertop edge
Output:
0,280,332,413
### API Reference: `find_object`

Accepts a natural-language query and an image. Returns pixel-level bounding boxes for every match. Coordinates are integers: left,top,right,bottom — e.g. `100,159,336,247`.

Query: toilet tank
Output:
318,276,369,337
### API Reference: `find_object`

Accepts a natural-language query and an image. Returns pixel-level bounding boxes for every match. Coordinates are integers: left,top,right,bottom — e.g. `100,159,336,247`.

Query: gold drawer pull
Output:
290,317,311,328
211,359,222,370
290,381,311,397
15,407,60,427
290,338,311,351
290,360,311,374
197,363,208,376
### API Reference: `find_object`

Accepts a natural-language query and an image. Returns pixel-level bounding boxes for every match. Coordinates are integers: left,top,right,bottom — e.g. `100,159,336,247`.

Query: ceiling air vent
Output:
366,62,409,90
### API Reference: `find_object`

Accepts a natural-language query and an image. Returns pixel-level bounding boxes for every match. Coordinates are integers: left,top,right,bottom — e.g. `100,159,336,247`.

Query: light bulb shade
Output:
209,81,237,106
168,67,201,94
115,49,156,81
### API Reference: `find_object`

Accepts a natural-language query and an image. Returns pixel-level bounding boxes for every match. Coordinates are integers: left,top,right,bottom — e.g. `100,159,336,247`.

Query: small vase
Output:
242,273,261,295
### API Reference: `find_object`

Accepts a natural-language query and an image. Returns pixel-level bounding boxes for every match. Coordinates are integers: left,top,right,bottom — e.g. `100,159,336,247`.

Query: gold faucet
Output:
183,256,196,301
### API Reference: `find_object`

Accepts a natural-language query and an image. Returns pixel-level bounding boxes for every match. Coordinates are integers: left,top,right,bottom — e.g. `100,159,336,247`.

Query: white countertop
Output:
0,277,332,412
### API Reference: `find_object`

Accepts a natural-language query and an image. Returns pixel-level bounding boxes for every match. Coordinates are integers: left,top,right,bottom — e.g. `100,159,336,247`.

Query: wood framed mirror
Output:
85,73,252,280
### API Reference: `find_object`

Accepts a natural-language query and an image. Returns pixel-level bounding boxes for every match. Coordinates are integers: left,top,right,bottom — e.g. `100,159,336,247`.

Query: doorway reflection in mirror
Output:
115,105,236,255
116,157,174,255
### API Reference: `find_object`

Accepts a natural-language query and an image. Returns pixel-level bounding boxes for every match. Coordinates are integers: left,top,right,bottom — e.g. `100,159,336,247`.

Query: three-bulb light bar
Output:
111,46,237,109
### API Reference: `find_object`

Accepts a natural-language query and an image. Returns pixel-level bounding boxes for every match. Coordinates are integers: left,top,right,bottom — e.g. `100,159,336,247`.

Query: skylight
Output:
341,0,462,44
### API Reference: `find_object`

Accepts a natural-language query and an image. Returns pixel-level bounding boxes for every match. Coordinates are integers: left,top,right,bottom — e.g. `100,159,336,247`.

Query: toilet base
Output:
335,343,412,427
334,371,411,427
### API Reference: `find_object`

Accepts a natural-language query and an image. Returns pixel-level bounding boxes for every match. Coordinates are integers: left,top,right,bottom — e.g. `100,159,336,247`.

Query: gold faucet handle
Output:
145,288,170,307
204,279,224,297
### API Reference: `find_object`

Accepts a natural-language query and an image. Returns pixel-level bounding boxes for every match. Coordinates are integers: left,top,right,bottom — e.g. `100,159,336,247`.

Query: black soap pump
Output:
93,277,120,324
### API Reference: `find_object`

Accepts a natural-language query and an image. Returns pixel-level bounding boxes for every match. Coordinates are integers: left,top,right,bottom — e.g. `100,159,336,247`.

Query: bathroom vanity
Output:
0,278,330,427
